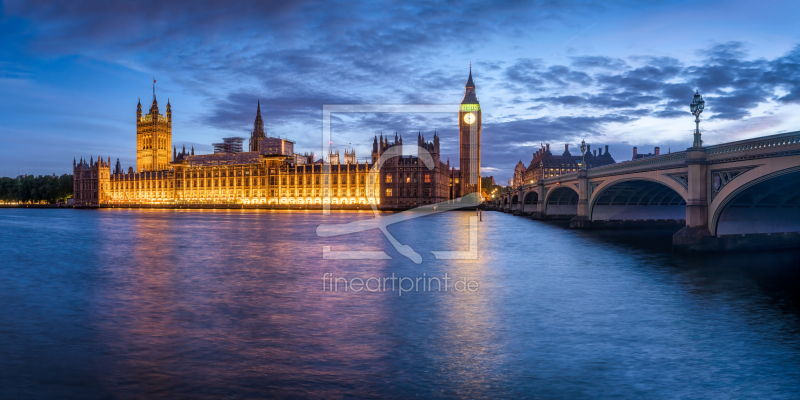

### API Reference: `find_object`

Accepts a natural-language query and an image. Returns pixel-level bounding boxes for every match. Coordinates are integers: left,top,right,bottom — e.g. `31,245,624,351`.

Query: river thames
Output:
1,208,800,398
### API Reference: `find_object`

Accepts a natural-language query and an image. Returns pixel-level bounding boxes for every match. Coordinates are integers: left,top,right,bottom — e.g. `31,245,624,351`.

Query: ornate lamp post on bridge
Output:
571,139,590,226
690,90,705,147
578,139,587,170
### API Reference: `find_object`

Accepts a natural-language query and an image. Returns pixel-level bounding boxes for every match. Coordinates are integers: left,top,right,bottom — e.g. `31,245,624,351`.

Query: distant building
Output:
73,68,481,208
73,156,111,207
632,146,661,160
74,96,379,206
249,100,267,152
293,153,313,165
136,96,172,172
512,161,526,187
260,137,294,157
213,137,245,154
376,132,452,209
459,67,481,196
521,143,615,185
481,175,497,189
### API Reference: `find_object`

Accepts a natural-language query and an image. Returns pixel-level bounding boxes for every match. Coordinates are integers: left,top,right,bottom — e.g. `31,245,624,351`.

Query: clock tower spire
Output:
459,65,481,198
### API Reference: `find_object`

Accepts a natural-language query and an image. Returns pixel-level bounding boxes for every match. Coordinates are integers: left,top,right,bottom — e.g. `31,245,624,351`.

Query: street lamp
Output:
578,140,587,170
690,90,705,147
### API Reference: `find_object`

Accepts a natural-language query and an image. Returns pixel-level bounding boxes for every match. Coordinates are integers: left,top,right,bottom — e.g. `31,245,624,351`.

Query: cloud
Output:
570,56,626,70
2,1,799,183
508,43,800,122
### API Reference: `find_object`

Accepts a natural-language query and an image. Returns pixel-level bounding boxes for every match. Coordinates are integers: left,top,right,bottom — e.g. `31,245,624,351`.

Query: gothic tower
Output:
249,100,267,152
459,66,481,197
136,82,172,171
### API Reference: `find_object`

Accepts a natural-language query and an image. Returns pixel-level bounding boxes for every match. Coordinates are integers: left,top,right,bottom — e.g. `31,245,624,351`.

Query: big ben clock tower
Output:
459,66,481,197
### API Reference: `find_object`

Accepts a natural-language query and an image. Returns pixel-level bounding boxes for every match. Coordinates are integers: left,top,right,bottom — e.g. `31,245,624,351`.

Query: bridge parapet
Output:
586,151,687,177
706,131,800,161
542,172,578,185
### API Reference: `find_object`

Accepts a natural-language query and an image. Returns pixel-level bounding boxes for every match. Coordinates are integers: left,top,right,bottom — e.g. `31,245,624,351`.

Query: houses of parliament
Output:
72,69,483,209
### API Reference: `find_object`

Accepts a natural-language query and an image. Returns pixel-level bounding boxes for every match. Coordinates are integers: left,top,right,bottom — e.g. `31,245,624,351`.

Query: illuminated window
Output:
386,188,392,197
424,174,430,183
385,174,392,183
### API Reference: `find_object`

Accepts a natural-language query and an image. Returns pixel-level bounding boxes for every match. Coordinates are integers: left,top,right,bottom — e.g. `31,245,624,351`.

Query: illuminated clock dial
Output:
463,112,476,124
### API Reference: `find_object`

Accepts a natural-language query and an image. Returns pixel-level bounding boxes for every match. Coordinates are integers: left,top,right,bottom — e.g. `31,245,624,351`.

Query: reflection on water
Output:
0,209,799,398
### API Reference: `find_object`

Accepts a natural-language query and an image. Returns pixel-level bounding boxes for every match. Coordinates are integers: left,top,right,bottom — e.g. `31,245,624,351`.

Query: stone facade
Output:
459,67,481,196
136,96,172,172
105,154,379,205
72,69,483,208
512,161,525,187
522,143,615,184
375,132,452,209
249,100,267,152
73,156,111,207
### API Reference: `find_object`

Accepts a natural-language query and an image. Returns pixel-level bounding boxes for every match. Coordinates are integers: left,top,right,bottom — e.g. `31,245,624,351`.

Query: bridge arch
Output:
522,190,539,213
590,178,687,221
544,186,579,216
711,166,800,235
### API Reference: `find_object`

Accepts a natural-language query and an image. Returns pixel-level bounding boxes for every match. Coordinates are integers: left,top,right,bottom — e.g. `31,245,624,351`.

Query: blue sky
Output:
2,0,800,182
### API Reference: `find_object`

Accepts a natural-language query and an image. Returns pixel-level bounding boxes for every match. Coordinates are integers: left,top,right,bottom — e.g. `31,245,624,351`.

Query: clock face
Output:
463,112,476,124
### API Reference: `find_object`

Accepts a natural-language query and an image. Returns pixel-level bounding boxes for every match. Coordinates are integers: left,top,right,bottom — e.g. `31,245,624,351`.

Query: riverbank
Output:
0,204,64,208
1,203,483,211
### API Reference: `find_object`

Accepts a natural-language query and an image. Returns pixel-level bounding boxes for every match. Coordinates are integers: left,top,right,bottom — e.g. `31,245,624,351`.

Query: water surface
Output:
1,209,799,398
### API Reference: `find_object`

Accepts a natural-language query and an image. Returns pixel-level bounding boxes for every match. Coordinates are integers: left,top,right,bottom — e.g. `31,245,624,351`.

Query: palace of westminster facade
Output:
73,70,483,208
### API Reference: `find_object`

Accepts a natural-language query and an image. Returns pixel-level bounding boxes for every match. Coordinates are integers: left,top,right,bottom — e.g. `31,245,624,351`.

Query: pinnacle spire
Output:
250,99,266,152
462,64,478,104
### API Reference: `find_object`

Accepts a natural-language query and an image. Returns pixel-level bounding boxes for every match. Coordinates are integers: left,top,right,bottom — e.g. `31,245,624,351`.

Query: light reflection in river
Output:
0,208,799,398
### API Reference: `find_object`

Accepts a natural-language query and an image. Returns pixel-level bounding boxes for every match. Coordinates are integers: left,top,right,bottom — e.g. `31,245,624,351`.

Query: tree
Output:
0,174,73,204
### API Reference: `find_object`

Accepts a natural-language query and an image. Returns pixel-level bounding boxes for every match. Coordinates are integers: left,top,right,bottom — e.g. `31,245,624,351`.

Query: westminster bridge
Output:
492,131,800,252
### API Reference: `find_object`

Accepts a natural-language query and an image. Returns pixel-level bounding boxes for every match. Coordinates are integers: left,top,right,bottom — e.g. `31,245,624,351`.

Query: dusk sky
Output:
2,0,800,182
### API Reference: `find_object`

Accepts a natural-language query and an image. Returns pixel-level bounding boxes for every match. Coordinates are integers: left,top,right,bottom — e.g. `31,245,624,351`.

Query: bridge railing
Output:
586,151,687,177
541,172,578,185
517,150,689,188
510,131,800,189
706,130,800,159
